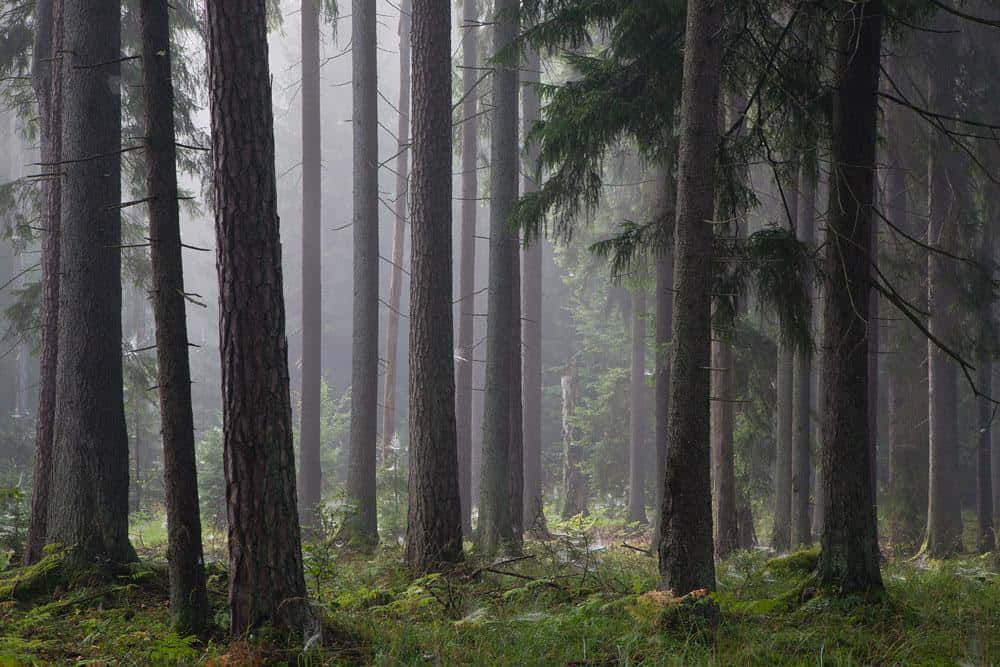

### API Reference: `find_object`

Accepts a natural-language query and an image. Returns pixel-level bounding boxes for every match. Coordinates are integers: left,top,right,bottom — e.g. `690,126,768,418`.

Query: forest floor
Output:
1,517,999,665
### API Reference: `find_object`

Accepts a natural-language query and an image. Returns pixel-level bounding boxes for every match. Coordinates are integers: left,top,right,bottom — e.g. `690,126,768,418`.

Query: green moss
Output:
763,546,820,578
0,550,68,602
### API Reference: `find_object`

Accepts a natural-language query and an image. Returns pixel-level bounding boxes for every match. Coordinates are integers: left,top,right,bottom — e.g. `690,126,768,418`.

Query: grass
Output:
1,526,998,665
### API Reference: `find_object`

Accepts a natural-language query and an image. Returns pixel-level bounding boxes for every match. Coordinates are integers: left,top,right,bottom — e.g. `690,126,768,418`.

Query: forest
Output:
1,0,1000,664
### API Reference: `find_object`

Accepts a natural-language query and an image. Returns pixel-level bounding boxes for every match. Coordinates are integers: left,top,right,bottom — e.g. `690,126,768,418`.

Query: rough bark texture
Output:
46,0,135,570
976,359,995,552
508,238,524,539
521,46,546,535
404,0,464,572
455,0,479,538
141,0,209,632
561,361,588,518
347,0,380,545
817,0,883,594
298,0,323,527
206,0,313,637
381,0,411,464
657,0,722,594
24,0,61,567
791,161,815,548
923,23,963,558
478,0,519,557
628,290,648,524
711,333,737,558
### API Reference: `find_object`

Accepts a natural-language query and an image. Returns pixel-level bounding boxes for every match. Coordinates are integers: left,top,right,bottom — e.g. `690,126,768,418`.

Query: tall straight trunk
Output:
817,0,883,594
561,360,587,517
923,24,963,557
478,0,519,557
791,160,815,547
976,359,994,552
381,0,411,463
206,0,313,636
993,362,1000,529
140,0,208,632
711,331,737,557
404,0,464,571
455,0,479,538
509,242,524,539
347,0,380,545
24,0,61,566
657,0,723,593
651,185,674,550
46,0,135,569
868,221,880,506
521,46,545,535
298,0,323,527
628,290,648,524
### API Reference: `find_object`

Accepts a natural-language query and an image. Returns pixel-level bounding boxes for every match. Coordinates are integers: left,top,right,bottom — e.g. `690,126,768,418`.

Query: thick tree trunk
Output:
628,290,648,524
404,0,464,571
561,360,587,518
298,0,323,527
381,0,411,465
521,46,546,536
140,0,209,632
46,0,135,570
24,0,61,567
657,0,722,594
509,239,524,539
455,0,479,538
791,160,815,548
206,0,313,637
347,0,380,546
478,0,519,557
817,0,883,594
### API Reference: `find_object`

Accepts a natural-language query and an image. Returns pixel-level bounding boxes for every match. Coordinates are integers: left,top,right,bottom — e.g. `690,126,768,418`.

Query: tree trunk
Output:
628,290,648,524
455,0,479,539
24,0,61,567
381,0,411,465
711,331,737,558
657,0,722,594
478,0,519,557
509,238,524,539
521,45,546,536
206,0,314,637
817,0,883,594
347,0,380,546
141,0,209,632
46,0,135,570
791,160,815,548
404,0,464,571
298,0,323,527
561,360,587,518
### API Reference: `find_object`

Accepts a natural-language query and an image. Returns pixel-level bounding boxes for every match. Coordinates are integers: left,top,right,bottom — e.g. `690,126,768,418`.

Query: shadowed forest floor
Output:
1,519,999,665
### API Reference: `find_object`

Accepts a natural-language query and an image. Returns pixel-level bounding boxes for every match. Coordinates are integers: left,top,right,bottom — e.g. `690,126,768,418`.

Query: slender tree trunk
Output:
347,0,380,546
478,0,519,556
711,331,737,558
817,0,883,594
404,0,464,571
628,290,648,524
521,46,546,535
976,186,995,553
298,0,324,528
455,0,479,538
657,0,722,593
46,0,135,569
509,239,524,539
140,0,208,632
791,160,815,548
869,216,880,507
561,360,587,518
24,0,61,567
206,0,314,636
381,0,411,465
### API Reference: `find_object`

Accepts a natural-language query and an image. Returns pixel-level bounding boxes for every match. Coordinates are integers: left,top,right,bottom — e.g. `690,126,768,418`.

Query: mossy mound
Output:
0,550,70,603
763,546,820,578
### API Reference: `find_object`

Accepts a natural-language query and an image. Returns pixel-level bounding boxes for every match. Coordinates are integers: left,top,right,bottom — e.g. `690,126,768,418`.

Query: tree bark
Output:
509,236,524,539
347,0,380,546
46,0,135,570
298,0,324,528
24,0,61,567
140,0,209,632
711,330,737,558
206,0,313,637
521,45,546,536
478,0,519,557
404,0,464,572
455,0,479,538
657,0,722,594
561,360,587,518
628,290,648,524
381,0,411,465
817,0,883,594
791,160,815,548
